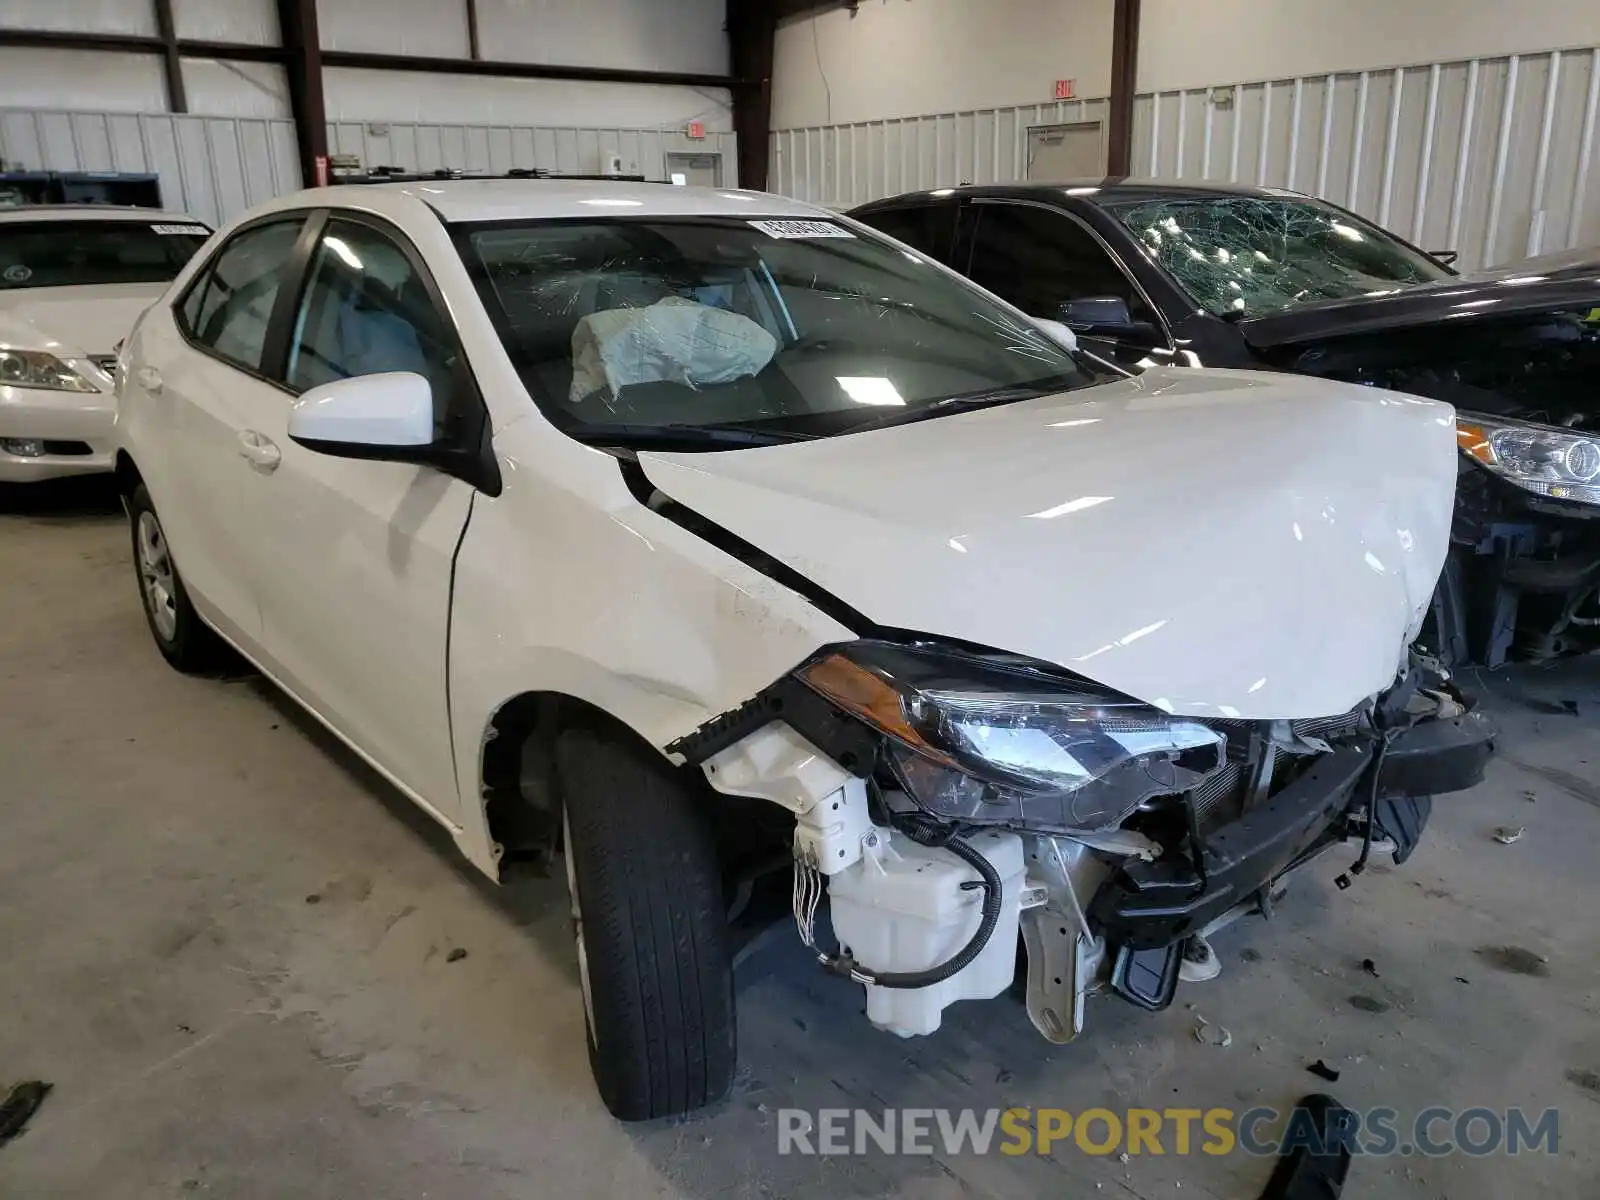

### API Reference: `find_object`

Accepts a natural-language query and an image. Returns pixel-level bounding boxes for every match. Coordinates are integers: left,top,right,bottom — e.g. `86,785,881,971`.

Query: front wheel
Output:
556,728,736,1120
128,484,224,673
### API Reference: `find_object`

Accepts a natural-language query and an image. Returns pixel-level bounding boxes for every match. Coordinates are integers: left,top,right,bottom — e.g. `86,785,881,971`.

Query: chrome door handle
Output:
135,365,163,393
237,429,282,472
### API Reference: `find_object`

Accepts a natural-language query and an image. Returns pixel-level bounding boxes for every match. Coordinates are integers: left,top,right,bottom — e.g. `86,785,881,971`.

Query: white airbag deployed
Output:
569,297,778,405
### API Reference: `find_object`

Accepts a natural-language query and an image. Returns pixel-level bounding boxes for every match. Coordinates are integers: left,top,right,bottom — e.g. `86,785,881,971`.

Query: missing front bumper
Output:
1087,710,1495,960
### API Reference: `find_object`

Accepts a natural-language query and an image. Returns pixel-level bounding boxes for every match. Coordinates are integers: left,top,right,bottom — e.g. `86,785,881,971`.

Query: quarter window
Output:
286,219,459,434
182,219,303,374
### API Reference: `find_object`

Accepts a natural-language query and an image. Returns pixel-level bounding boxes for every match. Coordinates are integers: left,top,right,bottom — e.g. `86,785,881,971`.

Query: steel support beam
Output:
0,28,284,63
151,0,188,113
1107,0,1141,176
276,0,327,188
466,0,482,61
319,48,736,90
728,0,779,191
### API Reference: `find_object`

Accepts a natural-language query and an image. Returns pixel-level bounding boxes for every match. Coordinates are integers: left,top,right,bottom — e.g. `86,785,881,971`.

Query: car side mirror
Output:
1059,295,1135,331
1030,316,1078,353
288,372,434,459
1429,249,1460,267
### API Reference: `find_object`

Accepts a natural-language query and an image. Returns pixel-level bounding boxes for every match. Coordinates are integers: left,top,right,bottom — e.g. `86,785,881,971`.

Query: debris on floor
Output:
0,1080,52,1147
1191,1014,1233,1047
1256,1094,1354,1199
446,947,468,963
1307,1059,1341,1083
1360,957,1380,978
1492,826,1525,845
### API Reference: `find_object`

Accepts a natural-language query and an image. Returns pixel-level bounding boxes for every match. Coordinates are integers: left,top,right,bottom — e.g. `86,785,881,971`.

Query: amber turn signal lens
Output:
796,653,955,765
1456,420,1494,466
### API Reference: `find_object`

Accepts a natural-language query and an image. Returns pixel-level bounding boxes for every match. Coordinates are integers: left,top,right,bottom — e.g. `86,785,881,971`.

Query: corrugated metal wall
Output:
325,120,739,184
0,107,301,227
771,44,1600,271
769,98,1112,210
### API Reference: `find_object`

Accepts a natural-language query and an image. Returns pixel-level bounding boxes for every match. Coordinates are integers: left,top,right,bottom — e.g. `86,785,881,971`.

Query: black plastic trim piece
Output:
619,458,875,635
665,672,881,775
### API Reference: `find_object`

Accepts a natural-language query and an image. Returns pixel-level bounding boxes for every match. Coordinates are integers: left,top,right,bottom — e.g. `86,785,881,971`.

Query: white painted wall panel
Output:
773,0,1114,129
0,49,166,113
476,0,726,75
1140,0,1600,93
318,0,471,58
771,98,1111,209
182,60,292,119
172,0,280,46
323,67,732,131
0,107,300,225
326,118,738,183
1,0,156,36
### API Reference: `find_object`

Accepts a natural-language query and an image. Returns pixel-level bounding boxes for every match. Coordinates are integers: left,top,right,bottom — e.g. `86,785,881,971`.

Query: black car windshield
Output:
1106,195,1451,318
458,216,1114,446
0,220,210,290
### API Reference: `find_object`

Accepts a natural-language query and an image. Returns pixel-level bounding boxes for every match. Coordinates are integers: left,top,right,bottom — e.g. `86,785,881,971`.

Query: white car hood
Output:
0,282,168,357
639,367,1460,720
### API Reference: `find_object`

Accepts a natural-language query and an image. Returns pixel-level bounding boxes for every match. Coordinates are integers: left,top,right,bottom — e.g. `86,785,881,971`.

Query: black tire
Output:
555,728,736,1121
127,483,224,673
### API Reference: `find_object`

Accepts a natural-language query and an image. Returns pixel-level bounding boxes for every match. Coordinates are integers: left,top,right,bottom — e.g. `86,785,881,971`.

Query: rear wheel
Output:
555,728,736,1120
128,484,224,673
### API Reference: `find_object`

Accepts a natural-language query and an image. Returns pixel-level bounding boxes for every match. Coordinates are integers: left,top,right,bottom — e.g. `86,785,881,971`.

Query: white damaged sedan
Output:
112,181,1494,1120
0,205,209,482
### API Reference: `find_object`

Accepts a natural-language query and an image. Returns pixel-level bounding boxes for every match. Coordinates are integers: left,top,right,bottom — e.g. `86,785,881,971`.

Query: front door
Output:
959,200,1171,368
1027,122,1105,181
245,214,478,824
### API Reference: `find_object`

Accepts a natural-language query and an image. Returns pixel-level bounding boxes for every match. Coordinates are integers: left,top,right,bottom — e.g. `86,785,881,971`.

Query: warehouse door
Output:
1026,122,1105,181
666,152,723,187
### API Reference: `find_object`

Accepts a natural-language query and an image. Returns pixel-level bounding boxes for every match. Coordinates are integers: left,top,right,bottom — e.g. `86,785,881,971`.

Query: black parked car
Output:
851,181,1600,666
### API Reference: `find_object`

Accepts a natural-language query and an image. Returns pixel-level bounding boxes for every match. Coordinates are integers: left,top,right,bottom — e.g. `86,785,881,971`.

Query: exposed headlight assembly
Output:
0,349,98,393
796,642,1227,834
1457,413,1600,505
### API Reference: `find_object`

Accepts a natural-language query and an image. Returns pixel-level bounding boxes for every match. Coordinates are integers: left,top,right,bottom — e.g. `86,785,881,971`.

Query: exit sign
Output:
1054,78,1076,100
687,121,706,140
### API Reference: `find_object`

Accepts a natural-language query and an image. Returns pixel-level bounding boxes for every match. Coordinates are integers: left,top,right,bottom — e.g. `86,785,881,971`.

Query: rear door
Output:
137,215,310,648
957,199,1173,367
243,212,479,824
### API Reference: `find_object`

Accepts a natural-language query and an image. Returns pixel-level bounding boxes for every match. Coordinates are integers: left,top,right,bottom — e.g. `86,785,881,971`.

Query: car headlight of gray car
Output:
795,641,1227,834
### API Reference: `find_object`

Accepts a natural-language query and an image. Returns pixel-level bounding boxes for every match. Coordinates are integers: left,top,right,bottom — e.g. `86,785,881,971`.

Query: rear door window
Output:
180,219,304,375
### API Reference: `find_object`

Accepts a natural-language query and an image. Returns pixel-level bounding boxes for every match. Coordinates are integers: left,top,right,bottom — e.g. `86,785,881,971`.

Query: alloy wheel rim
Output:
563,807,597,1040
136,510,178,642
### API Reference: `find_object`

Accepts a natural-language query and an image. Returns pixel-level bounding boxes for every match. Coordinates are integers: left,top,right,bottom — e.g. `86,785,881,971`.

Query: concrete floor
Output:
2,478,1598,1200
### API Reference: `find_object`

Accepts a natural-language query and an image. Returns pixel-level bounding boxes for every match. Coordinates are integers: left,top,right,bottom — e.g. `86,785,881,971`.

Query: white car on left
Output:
0,205,210,483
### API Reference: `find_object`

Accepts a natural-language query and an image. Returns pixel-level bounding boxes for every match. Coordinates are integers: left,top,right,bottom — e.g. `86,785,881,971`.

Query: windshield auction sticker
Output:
748,219,856,240
151,224,210,236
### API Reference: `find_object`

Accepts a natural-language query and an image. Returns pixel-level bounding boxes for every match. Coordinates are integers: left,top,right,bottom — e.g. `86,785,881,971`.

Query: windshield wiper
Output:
579,422,817,450
849,382,1064,433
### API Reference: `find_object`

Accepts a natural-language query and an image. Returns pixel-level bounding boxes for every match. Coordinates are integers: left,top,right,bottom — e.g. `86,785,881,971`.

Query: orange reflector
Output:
1456,420,1494,466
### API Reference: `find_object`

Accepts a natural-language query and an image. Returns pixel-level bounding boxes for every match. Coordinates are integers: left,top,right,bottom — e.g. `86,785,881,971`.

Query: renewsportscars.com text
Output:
777,1105,1560,1158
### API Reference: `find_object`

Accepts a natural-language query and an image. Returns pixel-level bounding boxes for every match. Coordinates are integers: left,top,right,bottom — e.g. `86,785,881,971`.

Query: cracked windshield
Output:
461,217,1113,446
1108,195,1451,318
